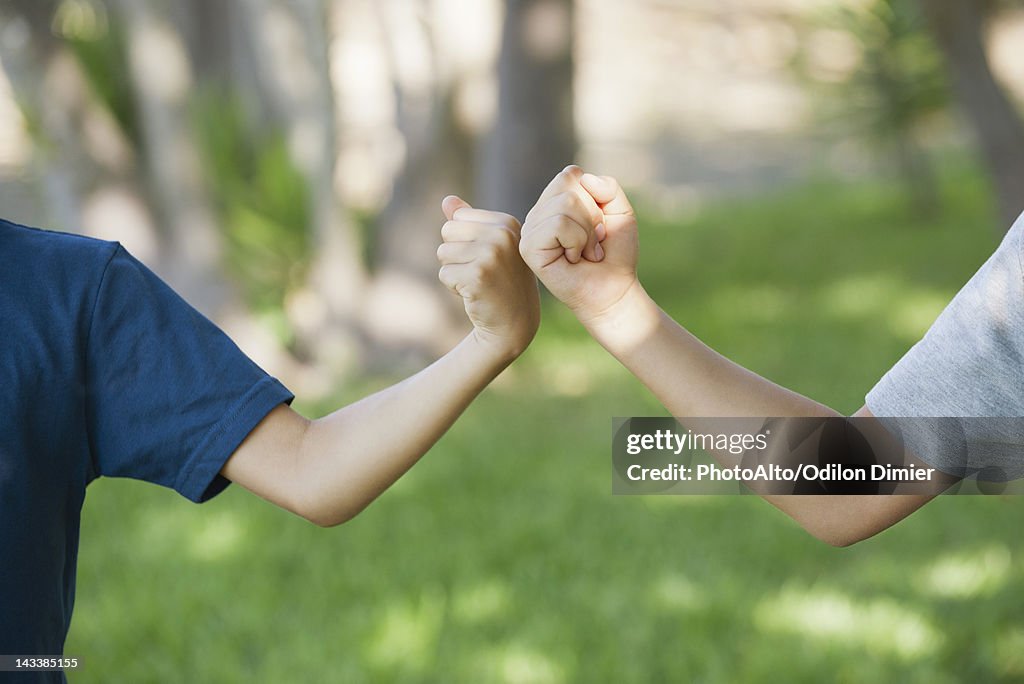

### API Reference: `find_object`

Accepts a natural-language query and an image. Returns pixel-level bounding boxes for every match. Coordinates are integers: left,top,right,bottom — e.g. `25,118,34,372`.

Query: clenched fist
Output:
437,196,540,360
519,165,640,327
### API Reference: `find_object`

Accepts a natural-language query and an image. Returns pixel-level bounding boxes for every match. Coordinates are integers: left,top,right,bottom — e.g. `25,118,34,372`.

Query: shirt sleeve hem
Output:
174,376,295,503
865,392,954,473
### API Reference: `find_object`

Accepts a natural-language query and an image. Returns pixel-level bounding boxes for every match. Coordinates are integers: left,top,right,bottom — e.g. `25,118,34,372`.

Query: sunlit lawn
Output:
67,168,1024,682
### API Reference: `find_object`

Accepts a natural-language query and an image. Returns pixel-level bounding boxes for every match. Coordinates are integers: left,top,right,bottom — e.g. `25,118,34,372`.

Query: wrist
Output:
468,325,533,366
575,280,661,352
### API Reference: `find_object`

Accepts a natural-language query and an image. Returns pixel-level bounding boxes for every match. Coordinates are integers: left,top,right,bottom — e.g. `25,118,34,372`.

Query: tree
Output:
918,0,1024,231
0,0,120,237
111,0,239,316
231,0,368,371
799,1,948,215
0,0,582,379
366,0,478,358
479,0,576,219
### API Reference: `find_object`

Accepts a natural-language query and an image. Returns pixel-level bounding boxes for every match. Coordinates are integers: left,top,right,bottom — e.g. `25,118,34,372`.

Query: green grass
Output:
66,168,1024,683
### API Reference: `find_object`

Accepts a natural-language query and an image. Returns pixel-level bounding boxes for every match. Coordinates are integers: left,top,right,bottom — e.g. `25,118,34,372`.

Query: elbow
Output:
310,515,349,529
298,499,363,528
801,519,875,548
785,500,884,548
288,422,367,527
293,490,369,528
304,509,349,529
815,530,863,548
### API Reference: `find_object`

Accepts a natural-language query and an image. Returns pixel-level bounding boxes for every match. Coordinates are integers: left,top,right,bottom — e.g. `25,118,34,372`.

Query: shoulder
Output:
0,218,124,339
0,219,120,288
0,219,118,264
1007,212,1024,276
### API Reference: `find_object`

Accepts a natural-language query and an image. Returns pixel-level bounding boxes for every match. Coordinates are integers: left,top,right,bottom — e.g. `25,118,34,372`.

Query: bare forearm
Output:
224,202,539,527
581,282,935,545
582,281,838,419
295,331,514,526
517,169,940,545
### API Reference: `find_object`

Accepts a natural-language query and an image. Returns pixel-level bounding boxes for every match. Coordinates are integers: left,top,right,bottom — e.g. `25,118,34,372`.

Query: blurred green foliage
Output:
797,0,949,211
57,7,313,332
817,1,947,134
61,3,138,145
192,91,311,320
66,166,1023,683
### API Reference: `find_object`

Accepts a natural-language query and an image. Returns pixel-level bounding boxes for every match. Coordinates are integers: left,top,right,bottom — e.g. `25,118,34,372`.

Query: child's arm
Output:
519,166,954,546
221,197,540,527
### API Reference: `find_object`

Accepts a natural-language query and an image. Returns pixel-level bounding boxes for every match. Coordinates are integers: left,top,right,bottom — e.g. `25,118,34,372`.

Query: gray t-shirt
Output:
866,213,1024,480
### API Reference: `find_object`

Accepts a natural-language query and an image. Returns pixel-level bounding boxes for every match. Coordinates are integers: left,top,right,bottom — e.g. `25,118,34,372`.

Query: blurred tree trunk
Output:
236,0,368,373
112,0,240,317
0,0,89,232
368,0,475,358
184,0,271,137
919,0,1024,231
181,0,233,84
0,1,159,259
479,0,576,219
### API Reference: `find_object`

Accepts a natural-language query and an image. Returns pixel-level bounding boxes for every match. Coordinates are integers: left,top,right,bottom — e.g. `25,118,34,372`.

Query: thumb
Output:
580,173,633,216
442,195,472,221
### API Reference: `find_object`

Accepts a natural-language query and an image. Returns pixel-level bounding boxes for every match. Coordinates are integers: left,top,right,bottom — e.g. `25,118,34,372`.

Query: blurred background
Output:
2,0,1023,681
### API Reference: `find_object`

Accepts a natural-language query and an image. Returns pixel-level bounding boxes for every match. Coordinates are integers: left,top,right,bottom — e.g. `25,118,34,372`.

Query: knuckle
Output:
560,218,586,245
492,226,517,250
555,192,575,211
523,216,543,238
478,244,500,268
557,166,581,183
524,207,541,227
498,213,521,232
520,231,541,255
555,214,575,232
534,215,558,236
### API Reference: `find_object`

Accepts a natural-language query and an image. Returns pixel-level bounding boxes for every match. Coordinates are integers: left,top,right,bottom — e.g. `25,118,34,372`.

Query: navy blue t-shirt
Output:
0,219,293,675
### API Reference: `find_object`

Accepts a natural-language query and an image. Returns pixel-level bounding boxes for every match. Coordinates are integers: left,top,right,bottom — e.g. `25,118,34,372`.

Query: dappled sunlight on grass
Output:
472,642,566,684
754,585,944,661
649,572,708,612
821,272,900,320
188,510,247,562
451,579,513,624
883,287,950,342
520,331,625,398
705,283,792,324
817,272,950,342
366,588,446,675
919,544,1012,599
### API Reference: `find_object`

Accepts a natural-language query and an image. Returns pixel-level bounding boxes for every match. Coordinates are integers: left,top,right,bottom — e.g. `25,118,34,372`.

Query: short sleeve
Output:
866,214,1024,479
85,245,294,502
